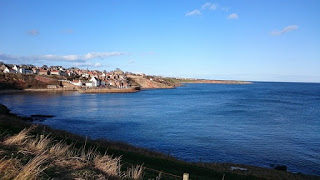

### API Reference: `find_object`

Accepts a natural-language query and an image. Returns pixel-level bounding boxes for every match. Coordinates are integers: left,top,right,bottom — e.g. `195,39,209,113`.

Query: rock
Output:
30,114,55,121
0,104,11,114
274,165,287,171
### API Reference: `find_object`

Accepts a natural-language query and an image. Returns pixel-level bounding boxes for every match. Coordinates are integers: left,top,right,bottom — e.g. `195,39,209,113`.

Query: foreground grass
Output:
1,126,149,180
0,104,319,180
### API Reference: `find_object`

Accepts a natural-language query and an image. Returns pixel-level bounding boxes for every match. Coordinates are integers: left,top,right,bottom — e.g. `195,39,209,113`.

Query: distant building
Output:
89,77,100,87
71,79,82,86
39,69,49,75
50,70,60,75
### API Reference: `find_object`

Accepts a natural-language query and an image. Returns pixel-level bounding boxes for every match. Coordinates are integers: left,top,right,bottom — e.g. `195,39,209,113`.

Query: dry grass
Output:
125,164,144,180
25,134,52,153
49,140,73,158
14,152,48,180
94,154,122,176
0,128,149,179
0,157,21,179
3,126,36,146
78,145,98,162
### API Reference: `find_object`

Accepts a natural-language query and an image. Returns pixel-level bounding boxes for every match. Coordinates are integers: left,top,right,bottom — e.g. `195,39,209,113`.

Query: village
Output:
0,62,132,90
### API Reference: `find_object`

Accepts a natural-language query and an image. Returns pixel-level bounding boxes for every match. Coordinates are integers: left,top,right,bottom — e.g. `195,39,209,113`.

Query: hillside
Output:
127,75,180,89
0,73,59,90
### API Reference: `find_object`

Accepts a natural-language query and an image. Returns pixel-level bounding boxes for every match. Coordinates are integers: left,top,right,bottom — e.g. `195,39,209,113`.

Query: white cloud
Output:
228,13,238,19
0,52,126,63
201,2,217,10
94,62,101,67
271,25,299,36
210,4,217,10
26,29,39,36
185,10,201,16
201,2,211,9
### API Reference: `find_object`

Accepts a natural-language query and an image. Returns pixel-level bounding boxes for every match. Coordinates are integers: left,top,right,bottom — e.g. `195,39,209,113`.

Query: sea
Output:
0,82,319,175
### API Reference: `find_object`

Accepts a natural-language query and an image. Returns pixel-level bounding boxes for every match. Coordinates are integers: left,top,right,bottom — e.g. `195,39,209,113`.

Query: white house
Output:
89,77,100,87
71,79,82,86
18,67,25,74
50,70,60,75
3,67,10,73
12,65,18,71
85,82,93,87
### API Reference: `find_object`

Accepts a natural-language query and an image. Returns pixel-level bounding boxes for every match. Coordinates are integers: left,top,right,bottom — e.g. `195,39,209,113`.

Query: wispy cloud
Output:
271,25,299,36
128,60,135,64
0,52,126,63
26,29,39,36
228,13,239,20
185,10,201,16
73,62,107,68
201,2,217,10
94,62,101,67
188,2,233,18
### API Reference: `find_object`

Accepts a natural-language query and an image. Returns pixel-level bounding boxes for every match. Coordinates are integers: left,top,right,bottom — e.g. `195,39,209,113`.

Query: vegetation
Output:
0,72,58,90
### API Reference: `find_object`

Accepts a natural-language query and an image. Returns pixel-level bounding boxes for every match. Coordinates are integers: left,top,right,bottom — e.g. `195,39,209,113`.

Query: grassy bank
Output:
0,104,318,180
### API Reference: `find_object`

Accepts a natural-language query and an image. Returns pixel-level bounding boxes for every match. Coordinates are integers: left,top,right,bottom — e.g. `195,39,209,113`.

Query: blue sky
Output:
0,0,319,82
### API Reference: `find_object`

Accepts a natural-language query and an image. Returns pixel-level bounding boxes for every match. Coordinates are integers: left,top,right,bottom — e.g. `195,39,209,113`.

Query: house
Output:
89,77,100,87
100,80,106,86
0,64,16,73
12,65,18,72
59,70,67,76
109,80,115,86
85,82,93,87
66,70,71,76
50,70,60,75
18,67,25,74
71,79,82,86
3,67,10,73
24,69,34,74
9,69,17,73
39,69,49,75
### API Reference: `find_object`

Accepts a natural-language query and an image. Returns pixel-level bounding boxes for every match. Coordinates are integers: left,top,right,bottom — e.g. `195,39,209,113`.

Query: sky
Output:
0,0,319,82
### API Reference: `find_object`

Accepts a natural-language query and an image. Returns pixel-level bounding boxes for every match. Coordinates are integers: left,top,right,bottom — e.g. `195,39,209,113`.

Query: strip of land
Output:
181,79,252,84
0,103,318,180
0,71,252,94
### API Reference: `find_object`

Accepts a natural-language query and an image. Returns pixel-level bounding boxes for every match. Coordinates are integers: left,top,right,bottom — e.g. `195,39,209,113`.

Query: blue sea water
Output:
0,82,319,175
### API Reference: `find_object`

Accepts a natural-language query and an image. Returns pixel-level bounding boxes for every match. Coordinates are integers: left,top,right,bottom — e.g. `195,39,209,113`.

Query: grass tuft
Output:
125,164,144,180
3,126,36,146
94,153,122,177
14,153,48,180
0,157,22,179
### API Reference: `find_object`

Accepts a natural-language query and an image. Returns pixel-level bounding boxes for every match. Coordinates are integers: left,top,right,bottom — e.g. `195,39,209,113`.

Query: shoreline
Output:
181,80,252,84
0,103,318,179
78,86,141,93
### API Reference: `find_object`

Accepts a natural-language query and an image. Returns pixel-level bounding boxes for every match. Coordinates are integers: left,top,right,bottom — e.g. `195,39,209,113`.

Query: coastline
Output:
0,103,318,180
181,80,252,84
78,86,141,93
